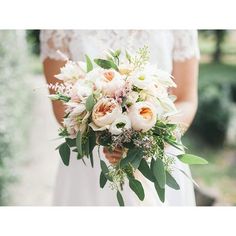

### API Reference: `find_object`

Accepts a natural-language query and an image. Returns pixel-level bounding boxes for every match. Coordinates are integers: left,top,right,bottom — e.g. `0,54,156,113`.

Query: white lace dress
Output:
40,30,200,206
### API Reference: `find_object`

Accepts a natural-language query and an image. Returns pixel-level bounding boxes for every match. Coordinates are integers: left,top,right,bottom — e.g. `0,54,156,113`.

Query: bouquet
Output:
48,46,207,206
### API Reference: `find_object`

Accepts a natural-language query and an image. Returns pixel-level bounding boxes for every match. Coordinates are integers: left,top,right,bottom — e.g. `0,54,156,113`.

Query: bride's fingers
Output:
103,147,123,154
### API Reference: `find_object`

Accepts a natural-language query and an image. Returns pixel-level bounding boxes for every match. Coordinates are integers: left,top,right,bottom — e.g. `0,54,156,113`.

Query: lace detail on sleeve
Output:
172,30,200,61
40,30,73,61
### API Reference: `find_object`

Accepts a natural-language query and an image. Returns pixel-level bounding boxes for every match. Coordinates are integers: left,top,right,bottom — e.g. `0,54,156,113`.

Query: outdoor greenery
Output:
0,31,33,204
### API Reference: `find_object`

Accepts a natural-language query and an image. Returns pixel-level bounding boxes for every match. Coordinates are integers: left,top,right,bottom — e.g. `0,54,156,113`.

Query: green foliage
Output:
59,143,71,166
76,131,83,157
99,172,107,188
85,94,96,111
0,30,32,205
94,58,119,71
85,55,93,72
116,190,124,206
166,172,180,190
178,154,208,165
190,63,235,147
154,182,165,203
138,159,155,182
152,158,166,189
26,30,40,55
129,178,145,201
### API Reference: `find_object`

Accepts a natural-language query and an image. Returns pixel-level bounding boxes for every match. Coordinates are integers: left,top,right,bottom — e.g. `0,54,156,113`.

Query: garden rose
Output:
90,98,122,130
87,68,125,96
128,101,157,132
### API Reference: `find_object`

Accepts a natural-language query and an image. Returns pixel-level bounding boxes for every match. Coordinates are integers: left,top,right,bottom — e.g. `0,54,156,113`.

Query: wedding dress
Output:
40,30,200,206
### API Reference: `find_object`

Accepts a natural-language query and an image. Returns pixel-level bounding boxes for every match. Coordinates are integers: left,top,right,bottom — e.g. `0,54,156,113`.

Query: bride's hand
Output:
103,147,123,165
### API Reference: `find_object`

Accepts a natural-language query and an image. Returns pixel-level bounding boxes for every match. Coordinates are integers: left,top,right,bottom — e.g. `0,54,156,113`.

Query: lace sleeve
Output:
172,30,200,61
40,30,72,61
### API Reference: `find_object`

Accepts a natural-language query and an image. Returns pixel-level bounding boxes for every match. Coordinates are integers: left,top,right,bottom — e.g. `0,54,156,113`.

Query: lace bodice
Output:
40,30,200,73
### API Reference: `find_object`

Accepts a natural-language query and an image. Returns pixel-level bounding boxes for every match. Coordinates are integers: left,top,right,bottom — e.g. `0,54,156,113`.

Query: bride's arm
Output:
43,58,66,125
170,57,199,131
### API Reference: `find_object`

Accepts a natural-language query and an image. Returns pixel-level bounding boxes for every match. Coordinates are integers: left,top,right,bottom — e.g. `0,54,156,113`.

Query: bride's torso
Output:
40,30,200,74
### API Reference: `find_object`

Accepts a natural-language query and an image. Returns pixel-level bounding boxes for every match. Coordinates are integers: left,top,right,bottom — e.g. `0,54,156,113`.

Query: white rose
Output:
102,70,125,96
73,79,93,99
109,114,131,135
87,68,125,96
55,61,86,82
90,98,122,130
128,101,157,132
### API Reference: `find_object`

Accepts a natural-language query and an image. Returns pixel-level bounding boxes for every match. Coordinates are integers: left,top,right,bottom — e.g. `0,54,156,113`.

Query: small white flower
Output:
55,61,86,82
109,114,131,135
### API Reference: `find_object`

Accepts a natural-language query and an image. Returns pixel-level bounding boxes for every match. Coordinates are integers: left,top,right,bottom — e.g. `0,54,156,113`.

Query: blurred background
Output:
0,30,235,206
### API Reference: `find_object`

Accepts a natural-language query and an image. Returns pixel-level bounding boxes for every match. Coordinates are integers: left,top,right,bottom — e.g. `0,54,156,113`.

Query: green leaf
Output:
65,138,76,147
100,160,112,181
83,139,90,157
99,172,107,188
138,159,155,182
125,50,132,63
94,58,119,71
76,131,83,157
153,158,166,189
154,181,165,203
85,94,96,112
166,172,180,190
85,54,93,72
59,142,70,166
88,129,96,153
178,154,208,165
129,178,145,201
117,191,125,206
120,148,142,168
100,160,109,174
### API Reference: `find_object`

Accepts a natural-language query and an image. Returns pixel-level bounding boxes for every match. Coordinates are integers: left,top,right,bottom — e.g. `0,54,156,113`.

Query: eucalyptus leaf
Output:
131,151,144,169
88,129,96,154
117,190,125,206
85,54,93,72
120,148,142,168
59,142,70,166
138,159,155,182
65,138,76,147
166,172,180,190
100,160,112,181
129,178,145,201
99,172,107,188
153,158,166,189
94,58,119,71
76,131,83,157
178,154,208,165
85,94,96,112
154,181,165,203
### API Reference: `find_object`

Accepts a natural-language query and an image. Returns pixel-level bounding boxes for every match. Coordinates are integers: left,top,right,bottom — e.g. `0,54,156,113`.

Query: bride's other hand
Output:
103,147,123,165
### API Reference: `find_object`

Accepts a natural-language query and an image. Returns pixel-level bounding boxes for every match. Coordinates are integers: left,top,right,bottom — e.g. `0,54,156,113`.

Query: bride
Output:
40,30,199,206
